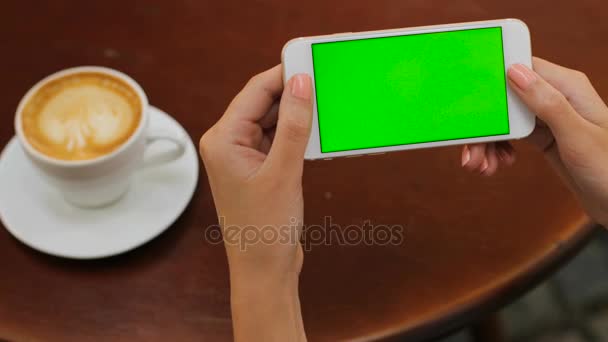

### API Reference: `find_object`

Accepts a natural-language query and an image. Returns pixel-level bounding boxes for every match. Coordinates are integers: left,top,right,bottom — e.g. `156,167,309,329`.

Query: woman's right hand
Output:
461,57,608,226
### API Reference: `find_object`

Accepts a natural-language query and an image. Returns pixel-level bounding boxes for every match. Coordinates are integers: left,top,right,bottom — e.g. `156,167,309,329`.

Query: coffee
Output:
20,72,142,161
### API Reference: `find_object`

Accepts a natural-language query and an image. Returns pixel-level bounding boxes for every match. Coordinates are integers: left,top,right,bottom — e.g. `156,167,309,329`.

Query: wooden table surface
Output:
1,0,605,341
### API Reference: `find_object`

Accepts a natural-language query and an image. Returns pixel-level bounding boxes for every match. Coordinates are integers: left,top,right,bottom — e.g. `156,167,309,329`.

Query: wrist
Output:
229,266,300,302
229,270,304,342
224,244,304,279
229,266,301,324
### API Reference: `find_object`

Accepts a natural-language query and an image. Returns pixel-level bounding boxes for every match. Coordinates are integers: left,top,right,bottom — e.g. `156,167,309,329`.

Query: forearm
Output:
230,271,306,342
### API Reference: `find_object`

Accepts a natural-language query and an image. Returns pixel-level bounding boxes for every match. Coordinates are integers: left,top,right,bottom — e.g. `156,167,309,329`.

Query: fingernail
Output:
461,146,470,166
508,64,537,90
480,158,489,173
290,74,312,100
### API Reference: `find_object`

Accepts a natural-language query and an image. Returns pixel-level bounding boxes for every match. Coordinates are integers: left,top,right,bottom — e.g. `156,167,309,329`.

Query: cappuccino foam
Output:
21,72,142,161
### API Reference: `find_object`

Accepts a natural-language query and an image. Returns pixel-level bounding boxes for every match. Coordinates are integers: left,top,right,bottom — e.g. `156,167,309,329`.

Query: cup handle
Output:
142,129,187,168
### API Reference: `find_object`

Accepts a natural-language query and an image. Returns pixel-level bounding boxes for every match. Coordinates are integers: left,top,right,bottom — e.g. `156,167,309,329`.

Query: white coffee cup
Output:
14,66,186,208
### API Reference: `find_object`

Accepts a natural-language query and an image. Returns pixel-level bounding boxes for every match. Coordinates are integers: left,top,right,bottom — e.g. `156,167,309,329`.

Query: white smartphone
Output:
282,19,534,160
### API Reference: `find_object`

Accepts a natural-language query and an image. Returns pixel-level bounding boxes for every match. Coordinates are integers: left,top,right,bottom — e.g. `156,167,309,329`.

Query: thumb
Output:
266,73,313,175
507,64,587,144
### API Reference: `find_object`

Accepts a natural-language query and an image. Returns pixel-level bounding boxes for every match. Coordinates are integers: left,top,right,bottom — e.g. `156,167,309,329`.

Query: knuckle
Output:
198,130,216,159
576,70,590,84
565,68,591,85
573,70,586,78
539,89,568,114
568,67,585,78
283,116,309,142
246,73,263,88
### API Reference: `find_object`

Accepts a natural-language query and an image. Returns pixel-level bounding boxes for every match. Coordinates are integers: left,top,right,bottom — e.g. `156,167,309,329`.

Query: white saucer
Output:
0,106,199,259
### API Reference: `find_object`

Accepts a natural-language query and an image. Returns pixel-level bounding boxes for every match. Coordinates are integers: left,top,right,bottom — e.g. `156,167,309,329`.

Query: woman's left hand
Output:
199,65,312,342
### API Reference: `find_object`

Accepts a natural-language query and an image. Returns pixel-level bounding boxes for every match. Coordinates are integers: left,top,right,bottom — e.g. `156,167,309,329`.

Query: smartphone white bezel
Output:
282,19,534,160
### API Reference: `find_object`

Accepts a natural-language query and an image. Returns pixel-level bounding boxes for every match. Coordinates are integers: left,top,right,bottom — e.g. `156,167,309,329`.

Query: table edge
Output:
359,215,597,342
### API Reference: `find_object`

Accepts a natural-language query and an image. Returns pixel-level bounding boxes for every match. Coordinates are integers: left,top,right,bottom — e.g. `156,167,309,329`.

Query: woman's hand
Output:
199,65,312,342
461,57,608,226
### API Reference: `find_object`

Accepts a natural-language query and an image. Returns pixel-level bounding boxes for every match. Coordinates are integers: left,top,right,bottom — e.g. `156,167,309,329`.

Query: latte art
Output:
21,72,142,161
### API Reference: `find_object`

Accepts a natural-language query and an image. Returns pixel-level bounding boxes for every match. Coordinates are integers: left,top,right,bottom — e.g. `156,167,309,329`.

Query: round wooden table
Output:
0,1,605,341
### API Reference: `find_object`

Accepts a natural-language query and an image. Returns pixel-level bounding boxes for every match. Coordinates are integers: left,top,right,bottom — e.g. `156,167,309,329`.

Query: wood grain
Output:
1,0,605,341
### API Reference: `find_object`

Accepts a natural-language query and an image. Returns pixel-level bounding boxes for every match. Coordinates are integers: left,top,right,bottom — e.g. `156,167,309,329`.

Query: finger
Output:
259,127,276,154
258,102,280,129
259,135,272,154
496,147,516,166
533,57,608,125
463,143,487,172
507,64,588,146
496,141,516,166
461,145,471,167
231,121,264,149
225,65,283,122
264,74,313,175
483,143,499,176
526,123,555,153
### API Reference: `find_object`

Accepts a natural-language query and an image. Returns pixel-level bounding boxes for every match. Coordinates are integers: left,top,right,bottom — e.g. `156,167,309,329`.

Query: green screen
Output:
311,27,509,153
